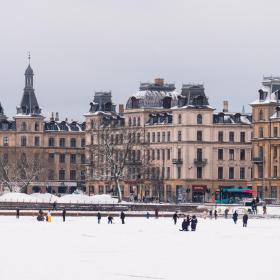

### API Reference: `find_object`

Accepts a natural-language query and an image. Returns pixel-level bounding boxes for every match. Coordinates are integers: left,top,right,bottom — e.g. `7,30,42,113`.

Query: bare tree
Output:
88,122,151,202
0,150,47,193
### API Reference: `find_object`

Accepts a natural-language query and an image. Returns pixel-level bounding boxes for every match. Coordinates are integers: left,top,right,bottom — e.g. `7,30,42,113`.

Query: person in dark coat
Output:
16,208,20,219
108,215,113,224
191,215,198,231
173,212,179,224
209,210,213,219
251,198,256,214
263,204,267,215
62,208,66,222
146,212,150,219
120,211,126,224
214,210,218,220
53,201,57,211
181,215,190,231
224,208,229,219
155,208,159,219
97,212,101,224
243,213,248,227
233,211,238,224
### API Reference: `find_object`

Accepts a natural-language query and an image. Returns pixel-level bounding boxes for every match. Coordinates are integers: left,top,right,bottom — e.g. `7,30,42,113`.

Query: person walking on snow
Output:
243,213,248,227
209,209,213,219
97,212,101,224
233,210,238,224
173,212,179,224
120,211,126,224
224,208,229,219
214,209,218,220
108,215,113,224
146,212,150,219
155,208,159,219
191,215,198,231
62,208,66,222
16,208,20,219
263,204,267,215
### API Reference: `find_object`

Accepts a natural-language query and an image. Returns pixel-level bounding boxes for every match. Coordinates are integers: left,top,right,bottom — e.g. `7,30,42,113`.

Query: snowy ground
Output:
0,216,279,280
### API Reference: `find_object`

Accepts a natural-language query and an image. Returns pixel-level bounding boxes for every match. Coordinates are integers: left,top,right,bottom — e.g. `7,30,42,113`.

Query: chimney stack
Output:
223,101,229,113
50,112,54,121
118,104,124,114
55,112,59,121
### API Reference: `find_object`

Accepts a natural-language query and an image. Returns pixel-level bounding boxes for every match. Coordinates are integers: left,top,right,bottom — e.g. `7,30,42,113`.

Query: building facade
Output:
251,76,280,201
85,78,253,203
0,63,86,194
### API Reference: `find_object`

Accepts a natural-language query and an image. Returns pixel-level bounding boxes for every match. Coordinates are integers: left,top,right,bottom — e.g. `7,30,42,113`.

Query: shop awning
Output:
222,188,253,193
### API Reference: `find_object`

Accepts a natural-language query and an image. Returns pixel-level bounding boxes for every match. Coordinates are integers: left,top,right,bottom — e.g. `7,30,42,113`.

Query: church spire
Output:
17,59,41,116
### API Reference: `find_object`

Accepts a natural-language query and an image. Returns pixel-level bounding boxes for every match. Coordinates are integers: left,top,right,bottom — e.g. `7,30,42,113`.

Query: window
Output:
229,149,234,160
197,167,202,179
218,149,223,160
70,170,76,181
197,114,202,124
273,147,277,159
240,167,245,179
152,132,155,142
274,127,278,138
162,149,165,161
137,117,141,126
157,132,160,142
48,137,55,147
147,132,150,143
162,132,165,142
197,130,202,141
177,148,181,159
21,122,27,131
259,109,264,121
229,167,234,179
34,136,40,147
3,136,8,146
229,132,234,142
167,131,171,142
48,170,54,181
59,138,65,147
218,131,223,142
157,149,160,160
240,149,246,160
259,127,264,138
178,131,182,142
48,153,55,162
197,148,202,161
81,154,85,164
59,154,65,163
273,166,277,177
34,123,40,131
81,170,85,181
257,186,264,199
167,149,171,160
128,118,132,126
59,170,65,181
152,150,155,160
178,114,182,124
218,167,223,179
177,167,181,179
70,154,76,164
240,132,245,143
21,136,27,147
99,185,104,194
271,186,278,199
70,138,76,148
258,164,263,178
166,167,170,179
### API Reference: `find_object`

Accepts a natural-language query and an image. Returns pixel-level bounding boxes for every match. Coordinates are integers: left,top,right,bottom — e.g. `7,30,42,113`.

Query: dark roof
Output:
89,92,116,113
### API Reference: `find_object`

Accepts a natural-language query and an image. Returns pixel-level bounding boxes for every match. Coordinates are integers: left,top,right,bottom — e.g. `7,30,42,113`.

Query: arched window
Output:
137,117,141,126
259,110,264,121
133,117,136,126
178,114,182,124
21,122,27,131
197,114,202,124
128,117,132,126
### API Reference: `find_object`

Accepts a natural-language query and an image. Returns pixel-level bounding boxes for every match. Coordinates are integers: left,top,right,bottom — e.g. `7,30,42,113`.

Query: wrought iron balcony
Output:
194,158,208,166
172,158,183,164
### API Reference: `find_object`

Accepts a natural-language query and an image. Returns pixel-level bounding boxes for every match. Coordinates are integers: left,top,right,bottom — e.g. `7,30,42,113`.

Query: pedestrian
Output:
224,208,229,219
47,211,52,223
16,208,20,219
62,208,66,222
53,201,57,211
120,211,126,224
243,213,248,227
155,208,159,219
263,203,267,215
146,212,150,219
191,215,198,231
251,198,256,214
209,209,213,219
214,209,218,220
173,212,179,224
233,210,238,224
97,212,101,224
181,219,188,231
108,215,113,224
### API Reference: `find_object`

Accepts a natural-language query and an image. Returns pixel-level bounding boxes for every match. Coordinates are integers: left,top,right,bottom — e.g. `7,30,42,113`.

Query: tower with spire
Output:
0,102,7,120
16,55,42,116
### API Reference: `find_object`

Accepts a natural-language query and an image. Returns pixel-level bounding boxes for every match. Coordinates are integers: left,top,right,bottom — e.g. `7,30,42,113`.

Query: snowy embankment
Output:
0,192,118,204
0,216,279,280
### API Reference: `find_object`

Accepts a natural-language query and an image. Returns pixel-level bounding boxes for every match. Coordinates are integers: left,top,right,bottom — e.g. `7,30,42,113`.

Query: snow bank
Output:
0,193,38,203
57,194,117,204
30,193,59,203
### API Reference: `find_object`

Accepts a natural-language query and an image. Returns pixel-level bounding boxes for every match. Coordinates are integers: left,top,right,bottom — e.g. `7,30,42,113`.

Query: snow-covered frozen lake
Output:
0,215,279,280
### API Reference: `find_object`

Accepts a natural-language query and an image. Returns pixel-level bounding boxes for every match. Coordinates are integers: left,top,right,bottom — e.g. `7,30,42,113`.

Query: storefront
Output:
192,185,207,203
216,186,254,204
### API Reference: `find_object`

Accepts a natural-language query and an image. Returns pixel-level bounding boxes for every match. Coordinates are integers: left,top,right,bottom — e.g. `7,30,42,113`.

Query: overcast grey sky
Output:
0,0,279,120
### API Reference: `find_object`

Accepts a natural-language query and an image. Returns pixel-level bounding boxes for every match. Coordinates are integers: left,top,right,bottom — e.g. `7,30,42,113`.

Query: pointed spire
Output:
242,105,245,114
0,102,7,120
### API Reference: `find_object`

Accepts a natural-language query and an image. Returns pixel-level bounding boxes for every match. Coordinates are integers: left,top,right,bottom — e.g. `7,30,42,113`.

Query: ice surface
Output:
0,216,279,280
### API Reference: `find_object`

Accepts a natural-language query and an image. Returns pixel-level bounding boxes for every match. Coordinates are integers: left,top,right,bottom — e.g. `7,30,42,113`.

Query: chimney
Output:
55,112,59,121
223,101,228,113
154,78,164,86
50,112,54,121
118,104,124,114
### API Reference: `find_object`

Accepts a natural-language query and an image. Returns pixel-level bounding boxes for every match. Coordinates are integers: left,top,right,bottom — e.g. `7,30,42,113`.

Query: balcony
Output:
194,158,208,167
252,157,263,163
172,158,183,165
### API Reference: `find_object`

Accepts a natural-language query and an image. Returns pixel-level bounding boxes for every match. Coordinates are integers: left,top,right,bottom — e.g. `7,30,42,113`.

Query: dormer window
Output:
276,107,280,118
235,113,241,123
259,89,265,101
218,113,224,123
163,97,172,109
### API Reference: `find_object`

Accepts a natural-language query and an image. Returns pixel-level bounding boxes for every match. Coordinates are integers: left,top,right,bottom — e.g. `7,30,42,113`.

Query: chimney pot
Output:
223,101,229,113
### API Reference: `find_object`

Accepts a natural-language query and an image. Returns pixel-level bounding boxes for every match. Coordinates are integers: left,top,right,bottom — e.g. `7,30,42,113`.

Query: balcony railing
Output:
172,158,183,164
194,158,208,166
252,157,263,163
